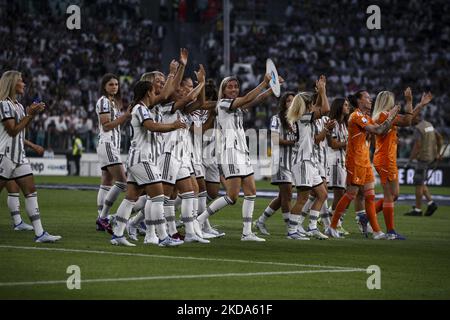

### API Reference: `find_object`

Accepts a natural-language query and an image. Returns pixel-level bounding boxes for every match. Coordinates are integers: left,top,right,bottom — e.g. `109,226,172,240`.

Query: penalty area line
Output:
0,269,365,287
0,245,366,271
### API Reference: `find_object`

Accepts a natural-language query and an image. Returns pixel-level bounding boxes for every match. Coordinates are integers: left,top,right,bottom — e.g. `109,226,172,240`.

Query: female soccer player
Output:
371,88,431,239
286,76,330,240
0,70,61,243
110,80,187,246
95,73,131,233
327,90,400,239
254,92,296,235
196,73,276,241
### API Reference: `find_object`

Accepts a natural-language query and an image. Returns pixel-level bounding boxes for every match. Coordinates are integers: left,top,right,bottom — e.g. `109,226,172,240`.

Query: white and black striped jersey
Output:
128,103,159,167
327,122,348,167
270,115,297,170
96,96,121,149
191,110,206,165
0,99,27,164
292,112,315,165
216,99,248,153
202,111,218,166
312,116,329,167
159,102,192,160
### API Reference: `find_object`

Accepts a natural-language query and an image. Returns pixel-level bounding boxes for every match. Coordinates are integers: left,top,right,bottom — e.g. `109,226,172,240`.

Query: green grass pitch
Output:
0,176,449,299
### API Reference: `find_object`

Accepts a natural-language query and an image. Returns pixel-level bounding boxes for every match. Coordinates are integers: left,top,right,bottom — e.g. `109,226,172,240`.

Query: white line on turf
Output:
0,245,366,271
0,269,364,287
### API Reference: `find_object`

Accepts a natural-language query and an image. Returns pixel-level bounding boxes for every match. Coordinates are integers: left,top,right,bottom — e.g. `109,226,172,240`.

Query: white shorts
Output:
203,162,220,183
327,163,347,189
292,160,323,188
0,156,33,180
97,141,122,170
127,161,162,186
157,153,191,185
271,165,293,184
219,149,254,179
193,163,205,179
317,162,328,181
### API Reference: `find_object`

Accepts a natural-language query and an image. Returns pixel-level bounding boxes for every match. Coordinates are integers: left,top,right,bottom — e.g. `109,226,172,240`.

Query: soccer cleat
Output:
110,235,136,246
184,233,210,244
287,231,310,240
143,234,159,245
13,221,34,231
126,221,138,241
137,221,147,236
254,220,270,236
193,219,204,238
158,236,184,247
241,233,266,242
170,232,185,241
425,202,438,216
325,227,341,238
297,225,312,237
35,231,62,243
386,230,407,240
404,208,422,216
202,226,226,238
96,217,113,234
372,231,387,240
337,225,350,236
308,228,329,240
200,232,217,239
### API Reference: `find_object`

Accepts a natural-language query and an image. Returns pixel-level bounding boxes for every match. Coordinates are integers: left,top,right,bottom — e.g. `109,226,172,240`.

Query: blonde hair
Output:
286,92,313,124
372,91,395,121
217,76,239,100
140,71,164,83
0,70,21,101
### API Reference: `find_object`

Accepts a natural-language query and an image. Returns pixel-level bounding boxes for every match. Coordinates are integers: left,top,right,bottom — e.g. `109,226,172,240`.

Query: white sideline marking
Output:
0,245,365,271
0,269,364,287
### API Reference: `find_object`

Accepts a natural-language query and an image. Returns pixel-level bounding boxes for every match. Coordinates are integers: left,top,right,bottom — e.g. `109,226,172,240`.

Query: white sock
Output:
320,202,331,228
143,197,156,238
298,210,308,225
113,199,135,237
414,207,422,212
8,193,22,225
25,192,44,237
198,191,207,215
288,213,300,233
192,196,199,217
428,201,434,206
301,195,315,215
100,182,127,218
258,205,275,223
181,192,195,235
149,195,167,240
129,210,144,227
174,194,182,211
282,212,290,225
164,197,177,236
309,209,320,230
243,195,256,235
129,195,146,226
197,195,234,225
338,209,349,227
97,185,111,217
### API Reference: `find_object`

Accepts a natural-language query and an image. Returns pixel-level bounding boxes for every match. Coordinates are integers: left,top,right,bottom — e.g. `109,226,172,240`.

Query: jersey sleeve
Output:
351,111,371,129
159,102,175,115
0,101,14,121
270,116,280,133
98,98,112,114
136,105,152,124
300,112,314,124
218,99,235,112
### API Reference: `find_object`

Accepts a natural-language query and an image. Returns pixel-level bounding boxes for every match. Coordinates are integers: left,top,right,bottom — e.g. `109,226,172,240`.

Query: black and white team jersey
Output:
128,102,160,167
159,102,192,160
292,112,316,166
202,111,218,166
312,116,329,166
216,99,248,154
96,96,121,149
327,121,348,168
0,99,27,164
270,114,297,171
191,110,207,165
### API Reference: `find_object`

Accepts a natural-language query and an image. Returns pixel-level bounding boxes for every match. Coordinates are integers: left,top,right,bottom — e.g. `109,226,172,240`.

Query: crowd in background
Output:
1,0,448,158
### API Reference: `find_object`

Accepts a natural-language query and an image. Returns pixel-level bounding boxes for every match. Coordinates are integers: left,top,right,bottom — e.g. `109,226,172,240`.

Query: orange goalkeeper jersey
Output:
373,111,400,168
346,108,373,168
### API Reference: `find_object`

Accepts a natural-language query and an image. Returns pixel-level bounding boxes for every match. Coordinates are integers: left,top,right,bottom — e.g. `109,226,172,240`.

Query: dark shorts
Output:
413,161,431,185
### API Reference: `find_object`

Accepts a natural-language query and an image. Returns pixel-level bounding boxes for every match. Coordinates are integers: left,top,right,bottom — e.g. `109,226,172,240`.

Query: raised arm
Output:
395,87,414,127
184,65,207,113
411,92,433,120
2,102,44,137
365,105,400,135
311,75,330,120
230,73,271,110
154,59,180,105
174,81,205,112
